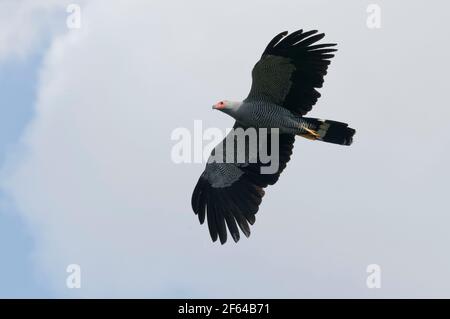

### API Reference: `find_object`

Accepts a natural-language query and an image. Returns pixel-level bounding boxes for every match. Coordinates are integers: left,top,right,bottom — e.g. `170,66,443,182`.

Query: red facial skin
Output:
214,101,226,110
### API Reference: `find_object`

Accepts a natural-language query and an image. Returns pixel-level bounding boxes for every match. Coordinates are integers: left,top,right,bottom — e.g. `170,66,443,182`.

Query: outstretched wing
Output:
245,29,337,116
191,123,295,244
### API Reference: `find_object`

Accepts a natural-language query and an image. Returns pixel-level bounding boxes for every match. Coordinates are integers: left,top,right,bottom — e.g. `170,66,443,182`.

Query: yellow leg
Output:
303,127,320,139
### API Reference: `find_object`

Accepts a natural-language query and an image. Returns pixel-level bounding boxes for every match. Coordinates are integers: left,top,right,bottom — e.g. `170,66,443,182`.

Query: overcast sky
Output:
1,0,450,298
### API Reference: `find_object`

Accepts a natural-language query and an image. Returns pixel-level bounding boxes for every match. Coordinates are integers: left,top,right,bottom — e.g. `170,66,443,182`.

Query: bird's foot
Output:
302,127,320,139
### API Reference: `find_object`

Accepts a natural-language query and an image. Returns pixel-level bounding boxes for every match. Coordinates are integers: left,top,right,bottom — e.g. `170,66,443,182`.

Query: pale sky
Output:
1,0,450,298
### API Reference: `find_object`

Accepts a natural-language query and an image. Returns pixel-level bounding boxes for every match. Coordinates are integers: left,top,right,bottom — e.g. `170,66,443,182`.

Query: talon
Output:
303,127,320,138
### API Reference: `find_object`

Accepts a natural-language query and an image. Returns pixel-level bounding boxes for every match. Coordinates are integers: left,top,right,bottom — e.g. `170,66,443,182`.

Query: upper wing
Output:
191,123,295,244
245,29,337,116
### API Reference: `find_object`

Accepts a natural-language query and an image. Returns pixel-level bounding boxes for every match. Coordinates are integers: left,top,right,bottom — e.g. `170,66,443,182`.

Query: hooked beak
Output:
212,102,225,110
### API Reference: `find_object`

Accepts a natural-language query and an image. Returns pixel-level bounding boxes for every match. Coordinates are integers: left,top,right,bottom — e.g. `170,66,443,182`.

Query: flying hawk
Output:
191,29,355,244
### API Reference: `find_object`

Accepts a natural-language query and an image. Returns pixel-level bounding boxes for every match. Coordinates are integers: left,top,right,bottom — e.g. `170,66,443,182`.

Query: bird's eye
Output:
220,101,224,105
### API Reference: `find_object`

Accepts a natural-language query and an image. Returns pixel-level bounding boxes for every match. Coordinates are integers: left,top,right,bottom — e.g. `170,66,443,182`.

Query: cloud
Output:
2,0,450,297
0,0,84,62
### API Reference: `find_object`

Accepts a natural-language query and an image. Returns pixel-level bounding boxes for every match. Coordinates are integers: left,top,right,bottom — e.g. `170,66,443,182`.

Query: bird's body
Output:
233,101,302,133
192,29,356,244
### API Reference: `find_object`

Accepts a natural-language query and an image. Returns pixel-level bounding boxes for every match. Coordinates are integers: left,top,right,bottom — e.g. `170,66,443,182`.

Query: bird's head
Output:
212,100,241,115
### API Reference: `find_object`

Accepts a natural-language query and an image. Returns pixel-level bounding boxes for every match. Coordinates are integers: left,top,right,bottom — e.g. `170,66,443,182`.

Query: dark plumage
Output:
192,29,356,244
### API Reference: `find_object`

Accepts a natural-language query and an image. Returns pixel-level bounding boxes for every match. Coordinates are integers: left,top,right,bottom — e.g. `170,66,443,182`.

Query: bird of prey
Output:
191,29,355,244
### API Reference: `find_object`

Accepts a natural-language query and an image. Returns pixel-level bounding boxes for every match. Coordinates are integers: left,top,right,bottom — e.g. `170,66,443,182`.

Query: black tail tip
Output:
322,121,356,146
341,127,356,146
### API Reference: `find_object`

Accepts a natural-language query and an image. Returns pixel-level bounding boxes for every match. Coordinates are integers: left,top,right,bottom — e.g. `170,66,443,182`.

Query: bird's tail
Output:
298,117,355,146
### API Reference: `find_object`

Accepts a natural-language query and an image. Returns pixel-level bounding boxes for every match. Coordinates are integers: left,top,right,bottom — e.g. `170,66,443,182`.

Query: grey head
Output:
212,100,242,118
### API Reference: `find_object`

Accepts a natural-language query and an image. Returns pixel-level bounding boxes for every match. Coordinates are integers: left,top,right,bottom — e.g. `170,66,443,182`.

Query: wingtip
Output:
217,232,240,244
231,232,240,243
